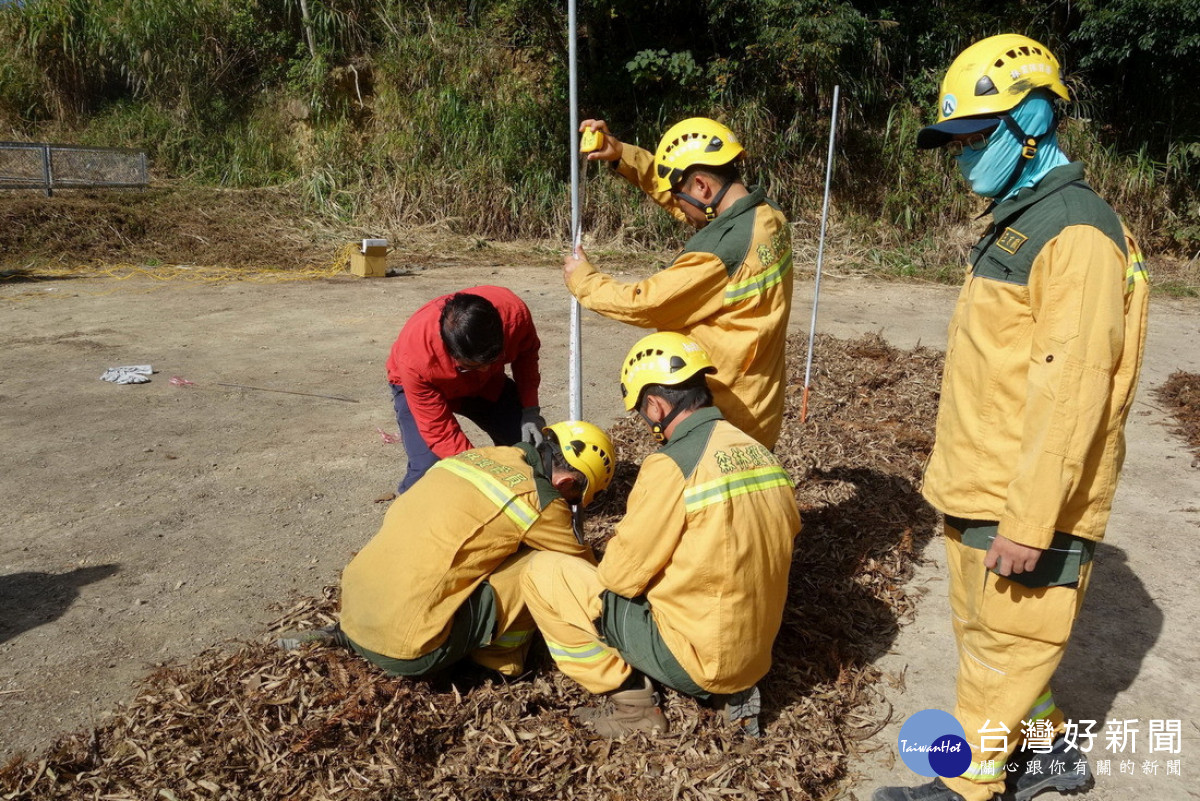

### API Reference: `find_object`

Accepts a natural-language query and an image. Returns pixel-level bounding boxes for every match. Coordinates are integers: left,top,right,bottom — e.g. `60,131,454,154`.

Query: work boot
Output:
718,684,763,737
571,704,606,724
275,623,350,651
871,778,980,801
1006,737,1093,801
570,672,653,724
576,676,667,737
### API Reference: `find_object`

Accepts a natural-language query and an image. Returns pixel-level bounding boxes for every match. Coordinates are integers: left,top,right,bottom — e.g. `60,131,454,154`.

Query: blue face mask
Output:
955,94,1070,200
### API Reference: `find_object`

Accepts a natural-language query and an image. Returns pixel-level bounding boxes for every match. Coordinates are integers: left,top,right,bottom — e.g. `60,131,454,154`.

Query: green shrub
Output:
0,0,1195,263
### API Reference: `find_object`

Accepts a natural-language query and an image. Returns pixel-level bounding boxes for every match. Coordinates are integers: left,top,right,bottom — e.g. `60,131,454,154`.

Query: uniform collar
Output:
662,406,723,447
516,441,561,509
719,186,766,221
992,162,1086,226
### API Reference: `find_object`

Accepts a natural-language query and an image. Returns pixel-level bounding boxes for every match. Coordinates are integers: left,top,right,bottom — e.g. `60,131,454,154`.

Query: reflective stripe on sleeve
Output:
684,465,794,512
431,458,538,531
724,249,793,305
1126,242,1148,290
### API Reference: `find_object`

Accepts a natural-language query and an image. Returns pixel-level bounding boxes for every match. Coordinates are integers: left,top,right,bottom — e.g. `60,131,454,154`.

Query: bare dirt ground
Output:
1,190,1198,798
821,287,1200,801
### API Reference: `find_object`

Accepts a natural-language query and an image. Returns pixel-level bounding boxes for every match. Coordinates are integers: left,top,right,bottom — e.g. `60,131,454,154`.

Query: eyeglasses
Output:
945,132,991,156
454,359,493,373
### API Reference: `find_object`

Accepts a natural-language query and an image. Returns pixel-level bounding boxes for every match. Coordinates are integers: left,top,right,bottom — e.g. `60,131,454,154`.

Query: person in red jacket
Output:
386,286,544,494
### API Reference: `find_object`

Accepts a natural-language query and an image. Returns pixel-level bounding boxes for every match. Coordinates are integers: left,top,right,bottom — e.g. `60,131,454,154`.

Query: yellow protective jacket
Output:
340,443,592,659
567,143,794,448
598,407,801,693
922,163,1149,549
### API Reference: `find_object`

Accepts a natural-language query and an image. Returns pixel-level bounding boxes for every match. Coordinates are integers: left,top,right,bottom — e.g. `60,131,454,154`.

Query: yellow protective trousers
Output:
347,549,538,677
520,551,633,693
941,524,1093,801
470,549,539,676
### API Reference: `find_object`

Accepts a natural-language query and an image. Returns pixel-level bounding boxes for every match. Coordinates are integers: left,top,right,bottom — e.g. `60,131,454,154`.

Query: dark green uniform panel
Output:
970,164,1128,286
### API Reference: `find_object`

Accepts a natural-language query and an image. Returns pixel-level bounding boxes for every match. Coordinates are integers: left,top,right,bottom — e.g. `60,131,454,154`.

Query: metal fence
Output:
0,141,148,196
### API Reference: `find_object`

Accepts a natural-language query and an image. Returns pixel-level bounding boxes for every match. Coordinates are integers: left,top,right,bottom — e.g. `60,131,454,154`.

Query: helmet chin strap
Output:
981,109,1060,215
674,179,734,222
638,405,685,444
536,440,556,476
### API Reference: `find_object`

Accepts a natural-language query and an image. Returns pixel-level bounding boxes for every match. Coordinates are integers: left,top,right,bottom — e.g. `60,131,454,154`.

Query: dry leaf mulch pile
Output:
0,333,944,801
1155,371,1200,460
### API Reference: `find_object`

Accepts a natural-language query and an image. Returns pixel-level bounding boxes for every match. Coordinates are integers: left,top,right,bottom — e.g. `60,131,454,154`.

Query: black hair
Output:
641,372,713,414
680,161,741,191
439,293,504,365
542,438,588,501
548,442,573,474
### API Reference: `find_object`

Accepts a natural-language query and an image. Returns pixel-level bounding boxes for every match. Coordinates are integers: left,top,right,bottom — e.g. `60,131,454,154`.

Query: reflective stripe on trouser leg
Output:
1025,687,1062,729
520,551,632,693
472,549,538,676
941,526,1092,801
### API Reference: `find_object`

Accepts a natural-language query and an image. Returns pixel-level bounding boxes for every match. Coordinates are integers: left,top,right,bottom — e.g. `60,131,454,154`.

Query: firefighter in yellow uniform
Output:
564,117,793,449
278,421,615,678
522,333,801,736
872,34,1149,801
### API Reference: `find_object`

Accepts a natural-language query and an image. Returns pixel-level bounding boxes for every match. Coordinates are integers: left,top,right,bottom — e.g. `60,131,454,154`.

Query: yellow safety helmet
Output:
620,332,716,412
917,34,1069,150
543,420,615,507
653,117,745,193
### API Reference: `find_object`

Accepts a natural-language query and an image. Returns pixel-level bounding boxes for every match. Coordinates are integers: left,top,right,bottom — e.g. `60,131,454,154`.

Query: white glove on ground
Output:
100,365,153,384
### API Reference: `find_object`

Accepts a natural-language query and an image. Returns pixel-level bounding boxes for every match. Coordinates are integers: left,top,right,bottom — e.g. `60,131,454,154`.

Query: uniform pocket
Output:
977,564,1090,646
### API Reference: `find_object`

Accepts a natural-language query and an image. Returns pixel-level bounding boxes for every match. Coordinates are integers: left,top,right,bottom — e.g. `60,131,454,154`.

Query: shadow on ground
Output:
0,565,120,645
767,465,939,722
1055,544,1162,726
0,268,85,283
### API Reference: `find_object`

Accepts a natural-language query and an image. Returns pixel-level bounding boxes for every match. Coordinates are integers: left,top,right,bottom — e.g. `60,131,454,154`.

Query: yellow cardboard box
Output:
350,240,388,277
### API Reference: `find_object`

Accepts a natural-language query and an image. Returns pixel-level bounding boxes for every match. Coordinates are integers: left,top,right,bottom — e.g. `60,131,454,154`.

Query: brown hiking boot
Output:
577,676,668,737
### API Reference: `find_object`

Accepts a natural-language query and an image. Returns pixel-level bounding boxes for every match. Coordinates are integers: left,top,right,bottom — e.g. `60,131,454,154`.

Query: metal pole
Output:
565,0,590,544
801,84,840,424
567,0,583,421
42,144,53,197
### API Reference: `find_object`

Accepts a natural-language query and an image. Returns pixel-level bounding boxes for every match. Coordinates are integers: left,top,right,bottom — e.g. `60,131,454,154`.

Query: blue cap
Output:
917,117,1001,150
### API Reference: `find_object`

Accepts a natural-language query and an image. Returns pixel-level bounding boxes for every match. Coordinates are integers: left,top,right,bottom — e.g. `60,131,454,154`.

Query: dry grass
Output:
1155,371,1200,460
0,334,944,801
3,186,1196,295
0,184,333,270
